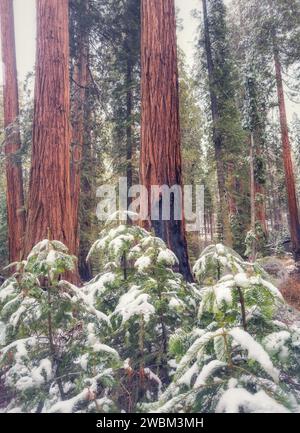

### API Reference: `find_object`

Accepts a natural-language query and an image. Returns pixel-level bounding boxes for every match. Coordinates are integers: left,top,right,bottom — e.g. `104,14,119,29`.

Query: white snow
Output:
214,281,233,306
83,272,115,303
169,298,184,309
9,298,37,328
178,362,199,387
0,282,16,302
157,249,178,266
49,389,90,413
263,331,291,361
113,286,155,323
31,358,52,384
216,388,290,413
46,250,57,265
234,273,250,288
227,378,238,389
216,244,225,255
134,256,152,273
11,358,53,391
91,342,119,357
0,321,6,345
109,234,134,255
63,280,110,324
0,337,39,363
27,239,50,258
87,323,119,358
193,360,226,388
75,354,89,371
229,328,279,382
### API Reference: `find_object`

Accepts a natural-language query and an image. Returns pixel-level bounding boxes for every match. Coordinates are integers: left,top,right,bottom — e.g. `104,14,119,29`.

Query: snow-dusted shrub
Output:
85,214,200,408
0,240,118,413
142,244,300,413
193,243,266,285
198,272,284,331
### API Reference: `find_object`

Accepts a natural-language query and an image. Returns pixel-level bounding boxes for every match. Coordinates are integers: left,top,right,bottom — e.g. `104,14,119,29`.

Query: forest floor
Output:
259,254,300,323
276,257,300,324
279,274,300,313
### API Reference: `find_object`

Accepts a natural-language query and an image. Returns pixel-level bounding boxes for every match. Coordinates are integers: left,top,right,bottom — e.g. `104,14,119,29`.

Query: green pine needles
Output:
0,219,299,413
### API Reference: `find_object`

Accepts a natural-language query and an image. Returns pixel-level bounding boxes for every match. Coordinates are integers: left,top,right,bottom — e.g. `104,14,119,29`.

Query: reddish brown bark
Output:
274,44,300,261
249,134,267,243
71,11,89,256
254,182,267,235
25,0,75,257
227,162,238,216
140,0,192,281
0,0,26,263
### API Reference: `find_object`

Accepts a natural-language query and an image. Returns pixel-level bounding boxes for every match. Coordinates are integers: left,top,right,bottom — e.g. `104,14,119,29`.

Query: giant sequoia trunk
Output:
202,0,233,247
25,0,75,256
273,43,300,261
71,1,89,256
0,0,26,263
140,0,192,281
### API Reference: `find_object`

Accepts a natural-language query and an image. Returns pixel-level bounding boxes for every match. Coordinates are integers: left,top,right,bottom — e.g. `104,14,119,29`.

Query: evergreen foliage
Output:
1,223,299,413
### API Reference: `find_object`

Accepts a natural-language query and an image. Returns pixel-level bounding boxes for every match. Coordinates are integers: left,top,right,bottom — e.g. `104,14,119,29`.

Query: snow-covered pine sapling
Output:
193,243,266,286
0,240,119,413
198,272,285,334
193,243,273,331
142,245,300,413
86,213,151,313
87,216,199,409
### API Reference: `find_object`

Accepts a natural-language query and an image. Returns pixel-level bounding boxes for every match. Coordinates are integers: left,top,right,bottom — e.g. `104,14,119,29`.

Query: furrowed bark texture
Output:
140,0,192,281
0,0,26,262
25,0,75,255
254,182,267,235
274,44,300,261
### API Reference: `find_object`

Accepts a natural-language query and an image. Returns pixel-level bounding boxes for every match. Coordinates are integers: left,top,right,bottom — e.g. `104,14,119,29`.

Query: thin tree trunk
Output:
78,86,94,281
255,181,267,235
210,211,214,241
250,133,256,260
273,41,300,261
202,0,232,247
25,0,75,258
71,1,89,256
253,121,268,237
140,0,192,281
228,161,237,215
0,0,26,263
126,55,133,212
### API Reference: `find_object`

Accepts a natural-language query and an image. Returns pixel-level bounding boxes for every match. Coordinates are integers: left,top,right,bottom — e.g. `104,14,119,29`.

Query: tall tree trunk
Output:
273,41,300,261
227,161,237,215
25,0,75,257
71,2,89,256
254,181,267,235
140,0,192,281
249,133,256,260
202,0,232,247
78,86,94,281
126,55,133,212
0,0,26,263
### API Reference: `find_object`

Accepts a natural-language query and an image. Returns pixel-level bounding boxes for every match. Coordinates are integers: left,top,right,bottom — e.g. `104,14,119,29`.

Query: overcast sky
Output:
0,0,299,119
